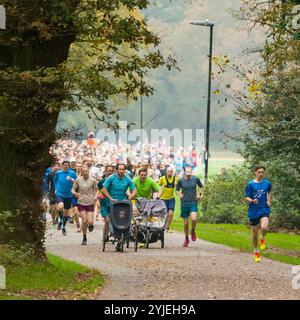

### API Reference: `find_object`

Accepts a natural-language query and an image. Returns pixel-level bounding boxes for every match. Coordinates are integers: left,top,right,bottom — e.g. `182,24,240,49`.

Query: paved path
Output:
46,221,300,300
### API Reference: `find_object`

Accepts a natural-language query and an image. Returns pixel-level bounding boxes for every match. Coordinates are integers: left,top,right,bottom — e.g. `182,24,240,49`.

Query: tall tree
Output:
234,0,300,164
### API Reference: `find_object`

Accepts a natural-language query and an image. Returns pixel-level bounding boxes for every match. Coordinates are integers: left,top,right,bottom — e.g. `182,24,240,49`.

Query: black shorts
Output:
250,213,270,226
56,197,72,210
49,198,57,206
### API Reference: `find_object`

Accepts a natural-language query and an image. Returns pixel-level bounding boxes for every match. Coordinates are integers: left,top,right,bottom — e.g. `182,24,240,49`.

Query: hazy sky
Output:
117,0,264,147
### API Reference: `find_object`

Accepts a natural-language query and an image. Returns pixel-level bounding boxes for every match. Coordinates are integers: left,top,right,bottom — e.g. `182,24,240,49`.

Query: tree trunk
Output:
0,3,78,257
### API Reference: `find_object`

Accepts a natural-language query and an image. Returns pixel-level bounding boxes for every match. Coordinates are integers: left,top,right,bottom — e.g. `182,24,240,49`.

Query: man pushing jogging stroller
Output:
101,163,137,251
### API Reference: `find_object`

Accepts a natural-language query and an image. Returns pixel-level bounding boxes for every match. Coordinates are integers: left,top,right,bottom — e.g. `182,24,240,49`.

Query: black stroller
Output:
102,200,137,253
134,198,168,249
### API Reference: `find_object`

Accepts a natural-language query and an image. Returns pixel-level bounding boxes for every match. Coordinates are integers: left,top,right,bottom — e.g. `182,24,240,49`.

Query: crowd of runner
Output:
49,132,203,178
43,133,272,261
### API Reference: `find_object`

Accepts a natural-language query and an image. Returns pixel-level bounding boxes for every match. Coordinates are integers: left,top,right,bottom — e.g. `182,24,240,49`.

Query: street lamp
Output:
190,20,214,183
140,70,143,153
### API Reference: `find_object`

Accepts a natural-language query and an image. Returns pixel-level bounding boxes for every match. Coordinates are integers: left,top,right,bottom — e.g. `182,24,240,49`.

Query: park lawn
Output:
0,253,104,300
208,158,244,176
172,200,300,265
196,151,244,177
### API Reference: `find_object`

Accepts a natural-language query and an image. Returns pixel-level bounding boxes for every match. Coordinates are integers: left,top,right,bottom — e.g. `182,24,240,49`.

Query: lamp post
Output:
140,71,143,153
190,20,214,183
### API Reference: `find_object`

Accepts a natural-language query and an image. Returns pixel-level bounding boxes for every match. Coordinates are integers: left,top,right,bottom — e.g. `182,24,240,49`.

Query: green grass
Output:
171,220,300,265
0,253,104,300
196,152,244,178
208,158,244,176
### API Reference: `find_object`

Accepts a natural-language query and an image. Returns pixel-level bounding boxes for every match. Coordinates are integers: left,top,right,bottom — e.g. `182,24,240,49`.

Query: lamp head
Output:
190,20,214,27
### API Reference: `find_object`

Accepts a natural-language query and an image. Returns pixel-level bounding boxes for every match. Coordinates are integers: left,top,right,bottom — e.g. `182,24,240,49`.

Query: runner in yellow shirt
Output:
158,167,178,232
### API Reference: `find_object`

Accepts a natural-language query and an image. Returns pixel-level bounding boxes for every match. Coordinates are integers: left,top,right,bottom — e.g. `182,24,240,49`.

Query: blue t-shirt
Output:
103,173,135,201
43,167,53,193
174,159,183,171
176,175,203,206
54,169,77,199
245,179,272,219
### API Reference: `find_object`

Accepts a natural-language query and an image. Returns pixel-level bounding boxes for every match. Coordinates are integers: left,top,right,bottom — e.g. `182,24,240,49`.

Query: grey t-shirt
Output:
73,176,98,206
176,175,203,205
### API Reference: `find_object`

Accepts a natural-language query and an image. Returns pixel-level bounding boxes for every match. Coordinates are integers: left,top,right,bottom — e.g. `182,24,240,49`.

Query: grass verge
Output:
171,219,300,265
0,253,104,300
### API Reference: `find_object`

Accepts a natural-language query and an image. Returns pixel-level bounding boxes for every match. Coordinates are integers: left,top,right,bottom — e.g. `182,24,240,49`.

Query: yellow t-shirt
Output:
158,176,178,200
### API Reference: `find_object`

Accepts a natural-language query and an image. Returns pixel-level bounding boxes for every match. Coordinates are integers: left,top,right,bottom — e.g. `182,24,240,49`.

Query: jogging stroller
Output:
133,198,168,249
102,200,137,253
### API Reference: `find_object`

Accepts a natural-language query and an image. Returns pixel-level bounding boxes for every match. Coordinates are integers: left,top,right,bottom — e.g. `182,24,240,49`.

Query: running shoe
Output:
183,238,189,247
62,228,66,236
138,243,145,248
115,243,121,251
254,252,261,263
259,239,266,251
191,229,197,241
81,236,87,246
57,222,62,231
88,224,94,232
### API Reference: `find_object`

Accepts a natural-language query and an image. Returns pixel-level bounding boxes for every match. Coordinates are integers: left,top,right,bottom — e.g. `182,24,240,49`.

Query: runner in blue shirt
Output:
98,165,114,241
43,166,53,196
102,163,137,251
54,160,77,235
245,165,272,263
173,156,183,176
102,164,137,202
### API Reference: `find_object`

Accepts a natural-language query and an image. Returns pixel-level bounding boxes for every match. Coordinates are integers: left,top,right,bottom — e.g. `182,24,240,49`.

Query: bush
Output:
0,210,46,265
200,164,251,224
264,157,300,229
0,211,18,237
0,244,37,267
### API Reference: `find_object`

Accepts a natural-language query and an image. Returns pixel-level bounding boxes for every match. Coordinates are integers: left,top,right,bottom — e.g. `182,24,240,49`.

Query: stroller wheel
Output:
121,234,124,253
134,228,138,252
146,229,150,249
102,232,108,252
161,232,164,249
